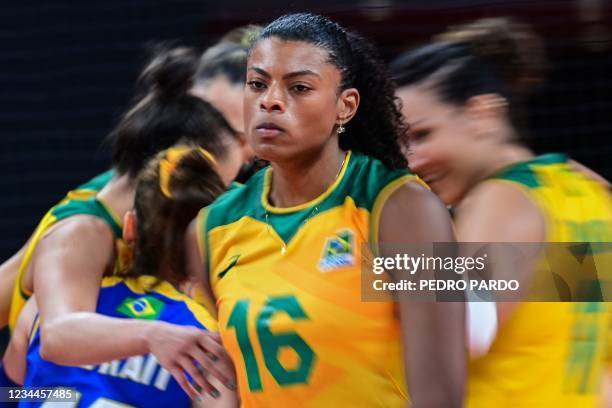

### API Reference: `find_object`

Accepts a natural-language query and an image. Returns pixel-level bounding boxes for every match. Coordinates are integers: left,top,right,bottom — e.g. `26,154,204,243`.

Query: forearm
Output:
400,301,466,407
377,182,466,406
2,338,27,386
40,312,158,365
0,248,25,328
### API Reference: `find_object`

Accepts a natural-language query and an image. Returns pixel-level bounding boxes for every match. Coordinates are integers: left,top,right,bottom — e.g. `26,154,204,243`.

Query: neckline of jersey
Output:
260,150,353,214
492,152,568,178
95,196,124,230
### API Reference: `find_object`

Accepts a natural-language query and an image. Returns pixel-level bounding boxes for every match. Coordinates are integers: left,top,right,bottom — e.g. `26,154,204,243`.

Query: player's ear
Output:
336,87,360,128
123,210,138,243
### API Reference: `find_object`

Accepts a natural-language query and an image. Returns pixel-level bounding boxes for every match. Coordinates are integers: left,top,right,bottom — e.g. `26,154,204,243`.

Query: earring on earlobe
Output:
337,124,345,134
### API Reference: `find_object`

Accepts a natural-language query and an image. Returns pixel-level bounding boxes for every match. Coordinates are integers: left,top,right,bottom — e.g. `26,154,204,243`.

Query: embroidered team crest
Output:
318,229,355,272
116,296,165,320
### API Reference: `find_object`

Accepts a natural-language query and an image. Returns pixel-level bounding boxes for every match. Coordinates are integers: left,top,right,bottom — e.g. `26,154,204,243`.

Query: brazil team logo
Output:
318,229,355,272
116,296,166,320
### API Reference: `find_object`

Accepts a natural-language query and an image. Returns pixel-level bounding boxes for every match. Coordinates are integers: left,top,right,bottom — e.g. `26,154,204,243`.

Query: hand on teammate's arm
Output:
31,216,235,400
147,323,236,400
379,181,466,408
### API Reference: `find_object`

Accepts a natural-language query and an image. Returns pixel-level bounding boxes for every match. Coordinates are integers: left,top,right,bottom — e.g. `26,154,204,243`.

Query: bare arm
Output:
455,181,546,328
1,295,38,385
379,181,466,407
185,218,217,316
34,215,124,363
33,215,233,399
0,241,28,328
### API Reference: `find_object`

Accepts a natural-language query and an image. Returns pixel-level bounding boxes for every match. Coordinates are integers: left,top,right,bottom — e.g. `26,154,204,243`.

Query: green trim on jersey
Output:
204,151,412,245
493,153,568,188
75,169,115,192
50,197,123,237
49,170,122,238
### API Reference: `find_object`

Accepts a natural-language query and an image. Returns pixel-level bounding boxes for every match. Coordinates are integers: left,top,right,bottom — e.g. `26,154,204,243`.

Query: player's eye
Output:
247,80,267,90
410,129,431,141
290,84,312,93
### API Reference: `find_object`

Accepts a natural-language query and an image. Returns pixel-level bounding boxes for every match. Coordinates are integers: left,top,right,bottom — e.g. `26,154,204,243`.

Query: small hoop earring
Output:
337,125,345,134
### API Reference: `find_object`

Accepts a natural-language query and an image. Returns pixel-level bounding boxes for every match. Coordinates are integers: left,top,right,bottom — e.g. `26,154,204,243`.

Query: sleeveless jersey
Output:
198,151,422,407
9,170,123,331
22,275,217,407
467,154,612,408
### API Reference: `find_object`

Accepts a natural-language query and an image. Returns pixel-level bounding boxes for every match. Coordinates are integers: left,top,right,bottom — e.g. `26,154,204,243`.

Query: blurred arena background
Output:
1,0,611,354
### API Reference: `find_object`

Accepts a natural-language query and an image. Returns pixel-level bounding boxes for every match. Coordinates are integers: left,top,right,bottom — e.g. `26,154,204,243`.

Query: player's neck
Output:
269,145,345,208
480,144,534,181
97,174,136,221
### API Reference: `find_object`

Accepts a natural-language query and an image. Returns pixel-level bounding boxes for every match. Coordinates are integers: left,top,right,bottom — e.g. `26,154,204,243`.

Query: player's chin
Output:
433,180,462,206
253,143,291,164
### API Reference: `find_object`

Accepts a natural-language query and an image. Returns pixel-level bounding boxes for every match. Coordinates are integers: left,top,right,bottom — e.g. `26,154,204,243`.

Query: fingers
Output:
177,354,216,397
169,366,200,401
197,332,236,388
198,331,231,364
190,342,236,390
208,331,223,343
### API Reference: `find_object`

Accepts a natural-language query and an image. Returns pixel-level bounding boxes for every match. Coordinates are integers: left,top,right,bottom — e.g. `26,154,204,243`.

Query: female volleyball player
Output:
192,25,261,141
390,17,612,407
185,13,466,407
191,25,267,183
0,47,241,397
0,40,253,331
2,146,239,406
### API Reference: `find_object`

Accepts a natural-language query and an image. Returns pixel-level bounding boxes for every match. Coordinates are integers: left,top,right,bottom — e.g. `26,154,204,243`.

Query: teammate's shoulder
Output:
51,196,123,237
493,153,568,188
41,213,116,248
348,151,419,209
464,179,538,210
456,179,546,242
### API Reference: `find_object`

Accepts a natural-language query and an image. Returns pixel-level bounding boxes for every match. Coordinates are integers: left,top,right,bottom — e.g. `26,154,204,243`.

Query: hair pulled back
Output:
129,147,225,285
109,45,237,178
254,13,407,169
390,17,547,138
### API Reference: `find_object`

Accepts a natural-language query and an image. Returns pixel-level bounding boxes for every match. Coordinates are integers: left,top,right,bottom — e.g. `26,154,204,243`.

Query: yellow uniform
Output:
9,170,123,331
468,154,612,407
198,151,418,407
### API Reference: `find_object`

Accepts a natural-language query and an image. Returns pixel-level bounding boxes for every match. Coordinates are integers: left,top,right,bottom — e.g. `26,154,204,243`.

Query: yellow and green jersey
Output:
9,170,123,331
198,151,420,407
468,154,612,408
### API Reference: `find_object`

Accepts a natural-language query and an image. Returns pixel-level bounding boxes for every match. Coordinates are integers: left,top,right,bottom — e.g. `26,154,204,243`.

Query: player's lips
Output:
255,122,285,138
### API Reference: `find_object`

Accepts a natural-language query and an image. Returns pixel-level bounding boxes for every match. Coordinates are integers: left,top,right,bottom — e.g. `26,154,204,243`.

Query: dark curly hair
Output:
254,13,407,169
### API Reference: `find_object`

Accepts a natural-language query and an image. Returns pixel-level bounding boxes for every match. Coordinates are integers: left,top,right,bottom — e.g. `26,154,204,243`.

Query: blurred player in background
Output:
185,13,465,407
0,47,242,394
0,25,260,333
191,25,268,183
192,25,261,139
391,17,612,407
2,146,239,406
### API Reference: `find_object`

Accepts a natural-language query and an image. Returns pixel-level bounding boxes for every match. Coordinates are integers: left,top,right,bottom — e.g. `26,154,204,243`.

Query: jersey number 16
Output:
227,295,316,391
